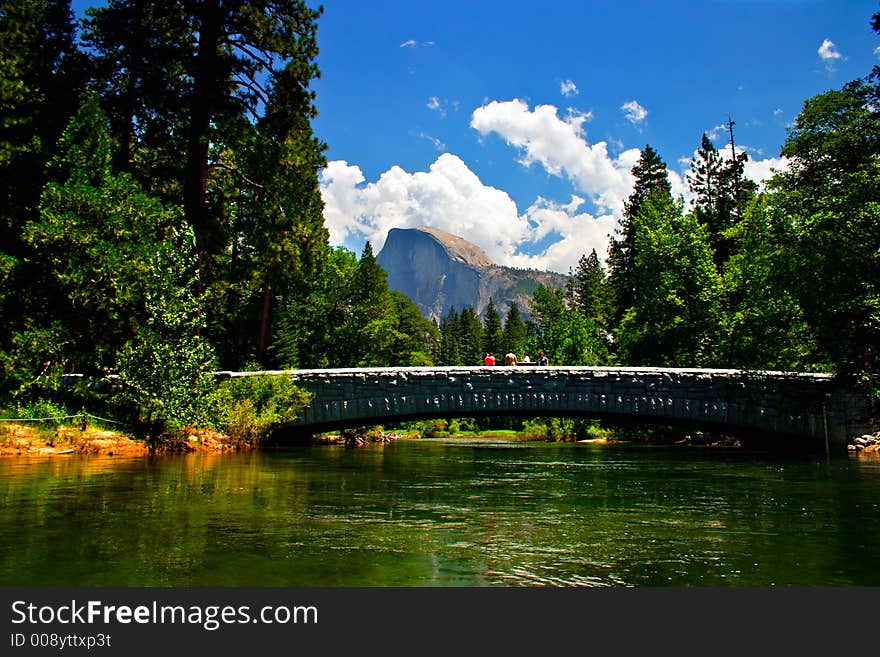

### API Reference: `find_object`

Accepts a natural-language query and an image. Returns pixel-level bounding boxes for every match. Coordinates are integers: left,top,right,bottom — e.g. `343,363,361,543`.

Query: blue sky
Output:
72,1,880,273
314,0,880,272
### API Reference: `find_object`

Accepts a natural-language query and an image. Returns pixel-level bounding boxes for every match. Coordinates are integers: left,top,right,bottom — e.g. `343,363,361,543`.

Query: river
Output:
1,437,879,587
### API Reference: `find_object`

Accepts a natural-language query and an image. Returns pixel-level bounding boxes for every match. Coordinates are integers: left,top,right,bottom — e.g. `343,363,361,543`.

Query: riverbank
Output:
0,422,252,456
0,422,149,456
4,419,878,457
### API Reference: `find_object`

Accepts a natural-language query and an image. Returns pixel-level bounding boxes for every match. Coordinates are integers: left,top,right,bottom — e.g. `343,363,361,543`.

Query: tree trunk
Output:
183,0,222,299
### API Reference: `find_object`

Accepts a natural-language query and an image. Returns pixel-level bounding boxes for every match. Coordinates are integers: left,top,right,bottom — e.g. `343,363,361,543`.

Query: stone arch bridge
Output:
218,366,877,446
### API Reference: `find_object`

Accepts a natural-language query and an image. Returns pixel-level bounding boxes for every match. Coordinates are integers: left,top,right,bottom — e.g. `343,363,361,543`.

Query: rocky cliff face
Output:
376,226,568,321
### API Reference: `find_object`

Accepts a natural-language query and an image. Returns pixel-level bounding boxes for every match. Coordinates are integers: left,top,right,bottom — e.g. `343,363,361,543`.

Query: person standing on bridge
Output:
503,352,518,366
484,352,496,366
521,352,531,364
538,351,548,366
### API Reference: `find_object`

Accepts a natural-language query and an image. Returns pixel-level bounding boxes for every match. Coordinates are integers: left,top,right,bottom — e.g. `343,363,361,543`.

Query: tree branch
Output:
208,161,264,189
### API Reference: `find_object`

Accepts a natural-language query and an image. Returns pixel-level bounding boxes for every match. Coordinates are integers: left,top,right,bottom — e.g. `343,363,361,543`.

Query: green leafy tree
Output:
528,284,606,366
22,94,192,374
615,194,723,366
386,291,439,366
271,246,358,369
772,77,880,372
20,93,216,431
720,196,818,370
115,226,217,434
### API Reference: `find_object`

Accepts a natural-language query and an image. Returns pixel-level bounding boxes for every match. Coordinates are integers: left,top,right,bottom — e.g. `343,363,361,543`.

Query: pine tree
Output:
458,307,484,366
81,0,191,179
340,242,391,366
607,145,671,326
568,249,609,324
250,60,330,366
80,0,324,348
438,308,461,365
687,131,757,265
481,297,504,358
502,302,528,356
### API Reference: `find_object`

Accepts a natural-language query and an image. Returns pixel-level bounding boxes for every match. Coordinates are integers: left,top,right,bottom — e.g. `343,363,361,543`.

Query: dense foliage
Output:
0,0,436,436
1,2,877,441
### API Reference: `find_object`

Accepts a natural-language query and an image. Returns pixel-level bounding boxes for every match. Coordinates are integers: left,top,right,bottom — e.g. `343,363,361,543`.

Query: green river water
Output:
2,437,879,587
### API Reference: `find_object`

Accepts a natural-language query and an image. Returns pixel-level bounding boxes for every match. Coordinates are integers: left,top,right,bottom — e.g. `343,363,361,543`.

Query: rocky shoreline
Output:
848,431,880,454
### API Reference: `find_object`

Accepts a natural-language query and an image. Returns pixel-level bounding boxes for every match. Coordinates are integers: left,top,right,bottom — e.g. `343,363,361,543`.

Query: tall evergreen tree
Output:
568,249,610,325
607,144,671,325
81,0,191,181
340,242,391,366
687,131,757,265
481,297,504,357
179,0,322,301
438,307,461,365
502,302,528,356
80,0,324,350
528,285,605,366
458,307,484,366
249,60,329,365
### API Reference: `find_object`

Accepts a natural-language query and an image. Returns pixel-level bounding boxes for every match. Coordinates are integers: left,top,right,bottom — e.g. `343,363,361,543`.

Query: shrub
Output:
212,374,311,446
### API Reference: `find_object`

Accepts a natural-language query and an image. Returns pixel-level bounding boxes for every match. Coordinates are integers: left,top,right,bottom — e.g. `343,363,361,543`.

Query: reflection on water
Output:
1,438,879,586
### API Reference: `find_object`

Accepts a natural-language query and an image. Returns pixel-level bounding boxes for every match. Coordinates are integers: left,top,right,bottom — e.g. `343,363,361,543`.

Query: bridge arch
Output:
218,366,876,445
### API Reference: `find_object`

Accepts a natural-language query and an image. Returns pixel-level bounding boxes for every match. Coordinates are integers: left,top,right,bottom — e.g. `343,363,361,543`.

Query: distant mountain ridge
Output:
376,226,569,321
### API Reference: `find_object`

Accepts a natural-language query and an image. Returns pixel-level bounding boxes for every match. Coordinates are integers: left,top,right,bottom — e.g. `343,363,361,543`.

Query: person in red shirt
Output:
484,352,496,366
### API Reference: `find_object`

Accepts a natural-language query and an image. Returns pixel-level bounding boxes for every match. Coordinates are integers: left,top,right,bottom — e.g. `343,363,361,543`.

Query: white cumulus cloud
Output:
621,100,648,125
818,38,844,70
560,79,579,97
743,155,788,187
470,98,639,215
818,38,842,61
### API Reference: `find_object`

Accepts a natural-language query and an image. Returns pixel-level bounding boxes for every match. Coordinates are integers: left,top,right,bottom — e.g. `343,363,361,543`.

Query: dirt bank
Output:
0,423,249,456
